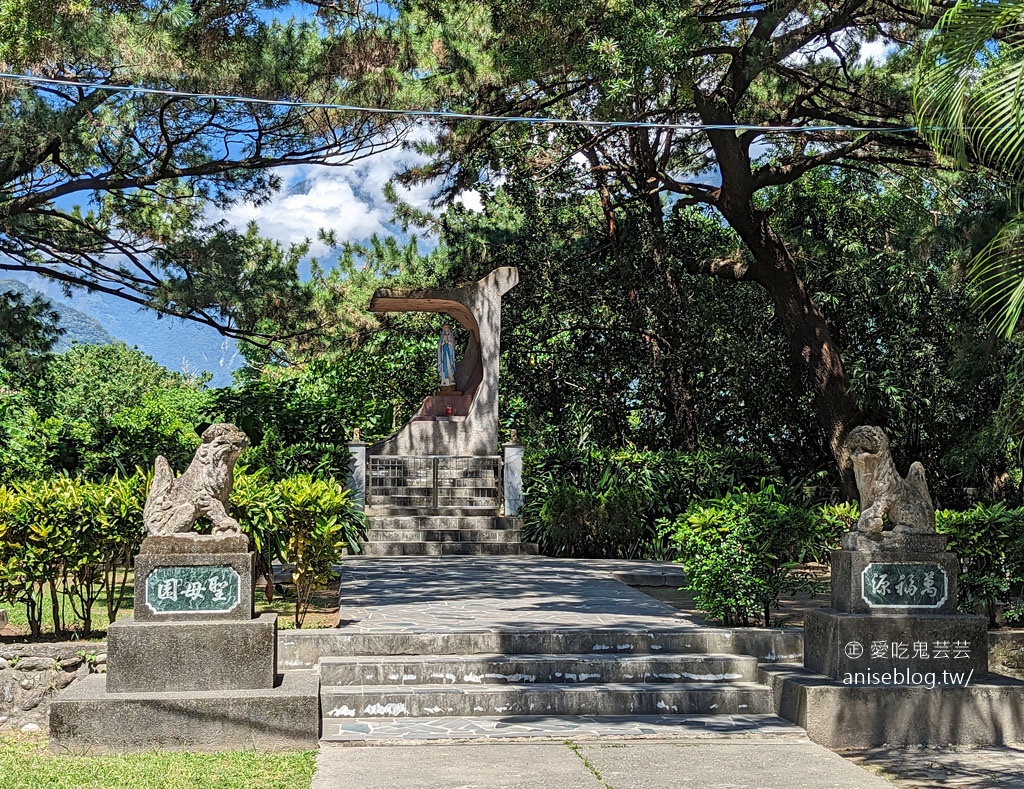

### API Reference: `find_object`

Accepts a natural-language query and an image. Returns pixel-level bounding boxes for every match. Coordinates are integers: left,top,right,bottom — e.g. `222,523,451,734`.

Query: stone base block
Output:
106,614,277,692
134,550,254,622
140,534,249,554
831,549,959,614
841,531,948,553
761,664,1024,748
805,608,988,680
49,671,319,752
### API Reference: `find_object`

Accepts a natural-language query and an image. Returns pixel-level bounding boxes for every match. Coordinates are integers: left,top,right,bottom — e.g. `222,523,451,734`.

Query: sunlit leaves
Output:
915,0,1024,336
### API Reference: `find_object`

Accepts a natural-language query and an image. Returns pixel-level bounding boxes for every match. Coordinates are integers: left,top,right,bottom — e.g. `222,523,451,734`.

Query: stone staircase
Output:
357,515,536,556
317,628,776,738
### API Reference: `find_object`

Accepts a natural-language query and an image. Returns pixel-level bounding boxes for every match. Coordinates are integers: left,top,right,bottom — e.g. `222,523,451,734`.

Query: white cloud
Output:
454,189,483,212
859,38,895,65
219,139,435,256
782,32,897,68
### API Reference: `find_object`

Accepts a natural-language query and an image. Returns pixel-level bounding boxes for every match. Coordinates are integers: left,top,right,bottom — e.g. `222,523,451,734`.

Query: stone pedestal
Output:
767,530,1023,747
805,609,988,681
50,534,319,752
808,531,988,684
105,615,278,692
347,441,368,513
502,442,524,517
132,534,255,622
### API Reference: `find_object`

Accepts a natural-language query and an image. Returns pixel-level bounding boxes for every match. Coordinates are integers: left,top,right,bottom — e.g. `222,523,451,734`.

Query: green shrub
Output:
539,485,649,559
522,446,778,558
274,475,364,627
0,473,146,636
661,485,820,626
936,504,1024,625
1003,601,1024,627
808,501,859,563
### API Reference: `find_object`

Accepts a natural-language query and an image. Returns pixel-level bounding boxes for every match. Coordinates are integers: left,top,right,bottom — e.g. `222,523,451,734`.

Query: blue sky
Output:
13,139,454,387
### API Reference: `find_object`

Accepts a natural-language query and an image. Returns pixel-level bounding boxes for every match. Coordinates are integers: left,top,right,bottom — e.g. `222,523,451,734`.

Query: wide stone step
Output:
367,507,501,517
278,628,803,667
357,542,528,557
320,681,773,717
319,713,809,743
363,529,523,544
367,516,521,530
370,497,498,509
319,653,759,686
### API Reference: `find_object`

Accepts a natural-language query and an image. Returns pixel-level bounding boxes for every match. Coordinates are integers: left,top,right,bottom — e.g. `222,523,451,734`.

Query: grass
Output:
1,580,129,641
254,580,341,630
0,734,316,789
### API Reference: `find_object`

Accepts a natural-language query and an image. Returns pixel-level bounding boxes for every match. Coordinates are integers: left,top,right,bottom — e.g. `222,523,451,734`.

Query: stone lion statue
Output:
847,425,934,536
143,423,249,536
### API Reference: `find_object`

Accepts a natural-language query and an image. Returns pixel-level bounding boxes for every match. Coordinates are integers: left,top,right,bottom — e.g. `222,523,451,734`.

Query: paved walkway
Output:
313,740,895,788
336,557,701,633
845,745,1024,787
322,557,1024,787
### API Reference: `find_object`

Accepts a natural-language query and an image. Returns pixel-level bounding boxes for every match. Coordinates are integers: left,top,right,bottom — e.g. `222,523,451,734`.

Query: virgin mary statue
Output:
437,325,456,387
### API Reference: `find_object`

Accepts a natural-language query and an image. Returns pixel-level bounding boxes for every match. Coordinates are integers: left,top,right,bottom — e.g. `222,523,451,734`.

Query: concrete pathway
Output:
844,745,1024,787
336,557,700,633
312,739,895,789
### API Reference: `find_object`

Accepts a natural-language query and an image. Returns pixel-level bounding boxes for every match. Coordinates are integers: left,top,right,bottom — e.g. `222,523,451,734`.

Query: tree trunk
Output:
664,362,701,451
719,200,861,491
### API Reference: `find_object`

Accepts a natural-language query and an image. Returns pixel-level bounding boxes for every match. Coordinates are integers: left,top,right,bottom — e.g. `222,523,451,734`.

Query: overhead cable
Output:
0,72,922,134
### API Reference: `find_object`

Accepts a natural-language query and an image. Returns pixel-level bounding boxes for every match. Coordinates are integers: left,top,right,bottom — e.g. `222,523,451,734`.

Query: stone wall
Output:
0,642,106,732
989,631,1024,681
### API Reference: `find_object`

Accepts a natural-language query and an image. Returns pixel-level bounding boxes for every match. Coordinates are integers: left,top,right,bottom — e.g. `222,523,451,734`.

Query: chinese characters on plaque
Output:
145,566,241,614
861,562,948,608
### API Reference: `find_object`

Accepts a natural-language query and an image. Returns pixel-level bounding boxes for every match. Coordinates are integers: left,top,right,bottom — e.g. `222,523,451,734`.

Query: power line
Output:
0,72,922,135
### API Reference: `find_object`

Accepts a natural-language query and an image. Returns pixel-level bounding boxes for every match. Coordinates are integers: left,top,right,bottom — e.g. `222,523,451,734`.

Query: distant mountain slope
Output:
0,275,239,386
0,278,114,349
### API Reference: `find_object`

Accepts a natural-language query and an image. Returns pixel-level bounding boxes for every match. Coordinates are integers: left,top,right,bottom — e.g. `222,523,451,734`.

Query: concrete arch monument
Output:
368,267,518,457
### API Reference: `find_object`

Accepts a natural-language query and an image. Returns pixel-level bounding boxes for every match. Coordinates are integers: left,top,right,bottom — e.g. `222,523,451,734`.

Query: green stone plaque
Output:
144,566,241,614
862,562,948,609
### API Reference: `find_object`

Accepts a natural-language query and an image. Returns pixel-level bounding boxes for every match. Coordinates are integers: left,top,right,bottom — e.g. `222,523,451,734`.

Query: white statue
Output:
437,324,456,387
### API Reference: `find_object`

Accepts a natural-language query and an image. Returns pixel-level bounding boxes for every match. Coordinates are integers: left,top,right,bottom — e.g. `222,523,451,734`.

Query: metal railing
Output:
367,455,502,510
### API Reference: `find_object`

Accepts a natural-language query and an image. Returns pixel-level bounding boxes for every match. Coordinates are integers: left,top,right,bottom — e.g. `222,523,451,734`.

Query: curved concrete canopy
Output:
367,267,518,457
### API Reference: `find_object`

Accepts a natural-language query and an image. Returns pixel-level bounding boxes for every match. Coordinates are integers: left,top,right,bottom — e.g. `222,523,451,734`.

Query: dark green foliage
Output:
661,486,828,627
9,342,212,480
213,338,437,480
430,158,1023,500
0,474,145,637
538,486,649,560
936,504,1024,625
1003,601,1024,627
0,286,62,383
813,502,860,554
768,170,1020,506
520,445,778,558
0,279,113,350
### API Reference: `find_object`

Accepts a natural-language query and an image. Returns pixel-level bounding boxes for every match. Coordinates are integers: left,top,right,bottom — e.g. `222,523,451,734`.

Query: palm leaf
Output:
915,0,1024,334
914,0,1024,172
969,208,1024,336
